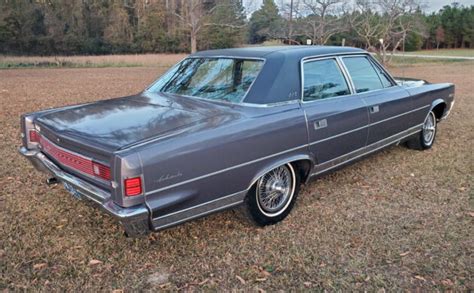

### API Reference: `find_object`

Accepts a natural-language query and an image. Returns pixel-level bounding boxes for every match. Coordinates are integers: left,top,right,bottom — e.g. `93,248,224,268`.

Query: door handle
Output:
370,105,380,113
314,119,328,130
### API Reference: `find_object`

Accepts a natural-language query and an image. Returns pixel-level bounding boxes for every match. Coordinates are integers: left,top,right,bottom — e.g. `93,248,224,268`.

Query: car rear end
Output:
19,114,150,237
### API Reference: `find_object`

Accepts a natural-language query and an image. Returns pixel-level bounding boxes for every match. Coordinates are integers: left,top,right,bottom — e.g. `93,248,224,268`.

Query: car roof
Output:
190,45,369,105
191,45,365,59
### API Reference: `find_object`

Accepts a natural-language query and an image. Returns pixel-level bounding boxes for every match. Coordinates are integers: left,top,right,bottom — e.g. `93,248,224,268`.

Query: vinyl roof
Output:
191,45,365,59
190,45,369,105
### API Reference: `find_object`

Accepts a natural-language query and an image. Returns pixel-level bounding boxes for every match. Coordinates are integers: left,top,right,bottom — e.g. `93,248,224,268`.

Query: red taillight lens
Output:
29,130,40,143
124,177,142,196
92,162,111,181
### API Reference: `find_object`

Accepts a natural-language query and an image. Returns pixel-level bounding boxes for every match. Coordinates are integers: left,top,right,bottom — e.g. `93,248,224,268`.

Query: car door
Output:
300,57,369,171
340,55,413,145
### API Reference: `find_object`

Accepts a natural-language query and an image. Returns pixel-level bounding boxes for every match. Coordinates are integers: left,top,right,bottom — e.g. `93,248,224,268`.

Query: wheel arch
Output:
431,99,447,120
246,155,314,191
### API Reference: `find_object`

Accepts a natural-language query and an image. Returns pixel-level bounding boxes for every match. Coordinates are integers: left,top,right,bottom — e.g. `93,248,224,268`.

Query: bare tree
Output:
167,0,245,53
435,26,445,49
350,0,426,64
298,0,346,45
349,0,383,49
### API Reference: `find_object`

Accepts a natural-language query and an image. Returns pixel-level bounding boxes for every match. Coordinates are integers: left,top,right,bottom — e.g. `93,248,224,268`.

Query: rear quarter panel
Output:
132,103,309,227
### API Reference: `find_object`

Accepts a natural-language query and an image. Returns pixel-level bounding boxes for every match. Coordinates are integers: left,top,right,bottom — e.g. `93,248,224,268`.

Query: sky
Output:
243,0,474,14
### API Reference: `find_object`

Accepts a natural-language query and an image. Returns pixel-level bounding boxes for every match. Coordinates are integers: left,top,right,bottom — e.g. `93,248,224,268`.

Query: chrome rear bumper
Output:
19,146,150,236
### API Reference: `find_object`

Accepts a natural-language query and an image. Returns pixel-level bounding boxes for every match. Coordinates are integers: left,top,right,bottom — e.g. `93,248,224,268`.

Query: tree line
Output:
0,0,472,57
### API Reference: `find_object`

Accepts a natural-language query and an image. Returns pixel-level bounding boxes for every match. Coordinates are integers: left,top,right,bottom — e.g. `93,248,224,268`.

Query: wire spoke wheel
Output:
256,165,295,216
423,111,436,145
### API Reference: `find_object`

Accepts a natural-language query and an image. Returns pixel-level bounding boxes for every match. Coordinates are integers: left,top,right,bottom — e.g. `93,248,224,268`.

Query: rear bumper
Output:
19,146,150,236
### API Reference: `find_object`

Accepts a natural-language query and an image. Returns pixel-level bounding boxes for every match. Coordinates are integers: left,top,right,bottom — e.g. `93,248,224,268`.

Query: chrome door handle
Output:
314,119,327,130
370,105,380,113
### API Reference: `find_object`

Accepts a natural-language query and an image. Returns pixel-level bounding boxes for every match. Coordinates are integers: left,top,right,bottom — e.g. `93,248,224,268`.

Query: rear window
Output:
148,58,264,103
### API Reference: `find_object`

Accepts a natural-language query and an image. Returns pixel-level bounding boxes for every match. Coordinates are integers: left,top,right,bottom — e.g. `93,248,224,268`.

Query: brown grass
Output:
0,60,473,291
0,54,187,68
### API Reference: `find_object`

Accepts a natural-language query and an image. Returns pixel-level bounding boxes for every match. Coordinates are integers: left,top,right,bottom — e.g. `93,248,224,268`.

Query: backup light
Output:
124,177,142,196
92,162,111,181
29,130,40,143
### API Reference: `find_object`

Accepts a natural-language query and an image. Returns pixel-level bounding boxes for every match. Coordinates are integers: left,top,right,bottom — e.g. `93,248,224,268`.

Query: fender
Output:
246,153,314,190
431,98,446,111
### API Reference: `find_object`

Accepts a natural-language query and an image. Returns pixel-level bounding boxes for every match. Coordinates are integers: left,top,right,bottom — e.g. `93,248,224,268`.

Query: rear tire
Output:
246,163,301,226
406,111,437,150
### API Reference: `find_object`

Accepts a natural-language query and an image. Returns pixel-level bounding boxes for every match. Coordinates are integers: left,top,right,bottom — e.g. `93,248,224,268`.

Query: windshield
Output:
147,57,264,103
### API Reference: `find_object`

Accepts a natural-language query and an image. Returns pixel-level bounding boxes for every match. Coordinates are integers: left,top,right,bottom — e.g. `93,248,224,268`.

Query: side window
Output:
372,62,394,88
343,56,385,93
303,59,351,101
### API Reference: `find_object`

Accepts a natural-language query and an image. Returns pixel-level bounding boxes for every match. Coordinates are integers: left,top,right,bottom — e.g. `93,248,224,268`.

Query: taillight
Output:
124,177,142,196
29,130,40,143
92,162,111,181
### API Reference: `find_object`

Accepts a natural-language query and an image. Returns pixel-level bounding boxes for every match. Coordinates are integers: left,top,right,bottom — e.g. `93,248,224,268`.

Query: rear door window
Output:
303,58,351,101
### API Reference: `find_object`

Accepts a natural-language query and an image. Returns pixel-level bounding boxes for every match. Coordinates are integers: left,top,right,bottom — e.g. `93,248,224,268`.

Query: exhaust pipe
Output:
46,177,59,185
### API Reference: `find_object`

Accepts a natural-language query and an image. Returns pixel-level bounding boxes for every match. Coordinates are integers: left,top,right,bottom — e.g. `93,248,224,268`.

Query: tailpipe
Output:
46,177,59,185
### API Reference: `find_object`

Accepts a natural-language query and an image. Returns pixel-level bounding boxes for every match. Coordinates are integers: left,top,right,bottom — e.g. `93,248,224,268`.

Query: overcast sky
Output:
243,0,474,14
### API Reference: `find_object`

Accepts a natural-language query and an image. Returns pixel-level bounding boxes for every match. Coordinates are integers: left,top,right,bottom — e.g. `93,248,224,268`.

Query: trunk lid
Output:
36,92,225,151
34,92,229,188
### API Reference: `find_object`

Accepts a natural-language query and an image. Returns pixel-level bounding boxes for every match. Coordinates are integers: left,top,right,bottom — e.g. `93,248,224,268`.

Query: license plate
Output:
63,182,82,200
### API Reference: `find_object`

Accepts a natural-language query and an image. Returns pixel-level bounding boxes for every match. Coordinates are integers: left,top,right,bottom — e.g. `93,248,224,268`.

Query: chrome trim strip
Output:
153,190,244,221
310,124,423,176
151,190,246,230
144,144,308,196
154,201,242,231
369,104,430,126
310,124,368,146
309,105,429,146
336,56,356,94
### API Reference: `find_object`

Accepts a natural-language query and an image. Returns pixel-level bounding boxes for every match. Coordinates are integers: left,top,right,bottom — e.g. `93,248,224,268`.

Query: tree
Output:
248,0,285,44
199,0,246,50
104,4,133,52
350,0,427,64
435,26,445,49
299,0,346,45
167,0,245,53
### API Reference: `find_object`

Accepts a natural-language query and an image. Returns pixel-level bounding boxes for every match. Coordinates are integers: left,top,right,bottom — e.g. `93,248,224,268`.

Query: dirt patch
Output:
1,62,472,291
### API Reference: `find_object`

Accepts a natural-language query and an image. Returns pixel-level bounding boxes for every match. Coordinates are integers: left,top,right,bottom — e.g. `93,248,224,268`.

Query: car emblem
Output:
56,138,60,143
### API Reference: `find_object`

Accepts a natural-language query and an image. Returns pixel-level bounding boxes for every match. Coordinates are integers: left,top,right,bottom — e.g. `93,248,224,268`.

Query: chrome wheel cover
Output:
256,164,295,216
423,111,436,145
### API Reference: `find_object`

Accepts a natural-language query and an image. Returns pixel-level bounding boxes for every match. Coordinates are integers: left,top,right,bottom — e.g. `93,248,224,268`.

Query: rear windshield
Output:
148,57,264,103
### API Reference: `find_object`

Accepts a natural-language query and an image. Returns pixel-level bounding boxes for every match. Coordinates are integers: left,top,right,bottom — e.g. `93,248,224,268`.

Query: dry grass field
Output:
0,54,187,69
0,58,473,291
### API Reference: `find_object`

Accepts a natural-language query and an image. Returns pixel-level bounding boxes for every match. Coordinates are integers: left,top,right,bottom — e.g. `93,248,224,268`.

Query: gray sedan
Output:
19,46,455,236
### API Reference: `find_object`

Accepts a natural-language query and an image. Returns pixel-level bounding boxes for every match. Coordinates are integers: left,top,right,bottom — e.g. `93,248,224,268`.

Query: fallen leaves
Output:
33,263,47,270
414,275,426,281
236,275,246,285
88,259,103,266
147,271,170,286
441,279,454,287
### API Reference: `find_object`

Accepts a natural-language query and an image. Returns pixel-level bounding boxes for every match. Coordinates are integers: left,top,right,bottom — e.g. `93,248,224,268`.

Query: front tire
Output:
246,163,301,226
406,111,437,150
